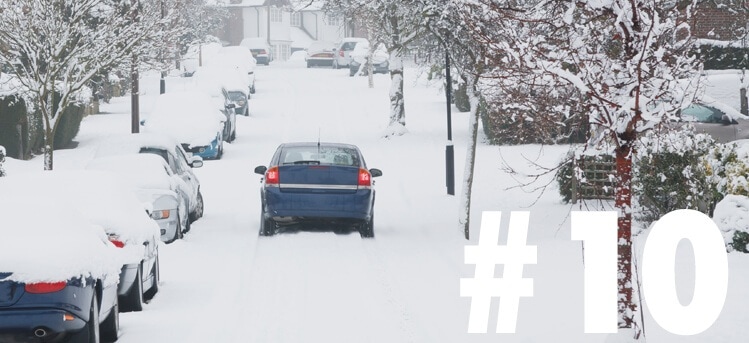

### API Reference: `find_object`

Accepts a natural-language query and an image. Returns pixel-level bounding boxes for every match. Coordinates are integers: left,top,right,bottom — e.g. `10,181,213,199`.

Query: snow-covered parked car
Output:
87,153,198,243
0,171,162,313
213,45,257,94
240,37,272,65
180,40,222,76
679,101,749,143
305,41,336,68
141,90,227,160
0,197,122,343
348,41,389,77
94,132,204,226
191,66,245,137
332,37,368,69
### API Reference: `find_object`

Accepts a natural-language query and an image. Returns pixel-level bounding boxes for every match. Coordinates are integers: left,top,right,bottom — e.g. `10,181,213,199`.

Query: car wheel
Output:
349,69,356,77
231,129,236,142
69,295,100,343
359,214,374,238
250,84,256,94
216,141,224,159
259,205,275,236
166,218,181,243
307,61,312,68
99,299,119,342
189,191,204,223
244,106,250,117
144,256,160,301
119,265,143,312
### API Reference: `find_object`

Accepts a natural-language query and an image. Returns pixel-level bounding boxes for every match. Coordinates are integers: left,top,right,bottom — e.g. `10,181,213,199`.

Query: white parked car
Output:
214,45,257,94
87,153,196,244
332,37,368,69
94,133,205,228
141,90,227,160
0,171,161,313
180,41,223,76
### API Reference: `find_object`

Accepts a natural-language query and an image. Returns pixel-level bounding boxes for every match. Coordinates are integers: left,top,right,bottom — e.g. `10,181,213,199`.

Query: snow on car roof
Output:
143,91,226,146
0,195,123,284
87,154,174,192
0,171,159,263
95,132,182,158
191,65,249,94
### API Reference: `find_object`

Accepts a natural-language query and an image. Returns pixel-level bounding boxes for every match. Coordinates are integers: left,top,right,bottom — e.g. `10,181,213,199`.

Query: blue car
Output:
181,133,223,160
254,142,382,238
0,199,121,343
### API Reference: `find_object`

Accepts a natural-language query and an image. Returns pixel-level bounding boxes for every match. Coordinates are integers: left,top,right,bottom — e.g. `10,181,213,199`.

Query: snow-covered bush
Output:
713,195,749,252
705,141,749,198
0,145,6,177
633,129,718,225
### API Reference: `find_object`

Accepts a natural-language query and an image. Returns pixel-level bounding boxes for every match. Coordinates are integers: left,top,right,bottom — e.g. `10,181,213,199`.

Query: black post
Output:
445,50,455,195
159,0,166,95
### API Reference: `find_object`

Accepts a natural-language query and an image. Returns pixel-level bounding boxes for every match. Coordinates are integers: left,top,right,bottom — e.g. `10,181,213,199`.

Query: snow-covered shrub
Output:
705,141,749,198
0,145,6,177
713,195,749,252
633,129,717,225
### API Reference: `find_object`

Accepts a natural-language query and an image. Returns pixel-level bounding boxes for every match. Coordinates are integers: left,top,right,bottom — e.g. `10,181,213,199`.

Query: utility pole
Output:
159,0,166,94
130,0,140,133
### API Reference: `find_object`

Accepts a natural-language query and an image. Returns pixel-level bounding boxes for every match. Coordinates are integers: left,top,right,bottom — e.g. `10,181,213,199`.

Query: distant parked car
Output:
0,197,122,343
88,153,198,243
0,171,162,313
240,37,272,65
180,40,222,76
213,46,257,94
94,133,204,224
305,41,336,68
191,67,239,142
332,37,368,69
348,42,389,77
141,91,227,160
254,142,382,238
679,102,749,143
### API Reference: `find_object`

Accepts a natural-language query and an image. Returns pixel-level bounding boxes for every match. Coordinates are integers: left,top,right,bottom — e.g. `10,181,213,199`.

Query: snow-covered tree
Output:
476,0,701,335
323,0,426,136
0,0,173,170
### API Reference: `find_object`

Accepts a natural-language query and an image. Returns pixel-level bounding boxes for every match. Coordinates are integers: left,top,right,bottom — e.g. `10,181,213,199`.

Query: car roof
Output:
279,142,360,150
95,133,181,158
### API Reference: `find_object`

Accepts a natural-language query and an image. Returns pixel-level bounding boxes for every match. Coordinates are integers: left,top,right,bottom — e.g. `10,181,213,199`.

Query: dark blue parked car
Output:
254,142,382,238
0,198,121,343
0,275,119,343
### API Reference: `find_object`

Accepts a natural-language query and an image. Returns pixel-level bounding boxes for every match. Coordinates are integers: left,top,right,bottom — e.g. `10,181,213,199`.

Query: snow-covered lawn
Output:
5,62,749,342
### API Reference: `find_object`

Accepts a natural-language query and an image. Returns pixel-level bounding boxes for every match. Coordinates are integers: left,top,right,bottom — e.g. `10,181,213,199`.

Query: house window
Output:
326,14,340,26
270,7,283,23
290,12,301,27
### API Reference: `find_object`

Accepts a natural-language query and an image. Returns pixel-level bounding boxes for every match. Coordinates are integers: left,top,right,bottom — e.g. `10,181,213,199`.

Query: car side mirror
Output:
254,166,267,175
190,156,204,168
226,103,236,109
370,168,382,177
139,119,146,126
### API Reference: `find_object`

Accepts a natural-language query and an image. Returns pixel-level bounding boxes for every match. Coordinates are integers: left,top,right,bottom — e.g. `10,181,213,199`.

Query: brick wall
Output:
693,3,749,40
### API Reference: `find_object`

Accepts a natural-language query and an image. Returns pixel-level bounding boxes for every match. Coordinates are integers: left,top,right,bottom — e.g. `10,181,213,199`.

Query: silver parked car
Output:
681,103,749,143
332,37,368,69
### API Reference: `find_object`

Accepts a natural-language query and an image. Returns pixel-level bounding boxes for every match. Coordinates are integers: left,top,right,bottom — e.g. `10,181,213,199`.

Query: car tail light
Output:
108,234,125,248
265,166,279,186
25,281,66,294
260,49,267,54
358,168,372,188
339,50,344,57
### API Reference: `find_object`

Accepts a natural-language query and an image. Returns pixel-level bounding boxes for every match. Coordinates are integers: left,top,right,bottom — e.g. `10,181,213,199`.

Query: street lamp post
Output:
445,50,455,196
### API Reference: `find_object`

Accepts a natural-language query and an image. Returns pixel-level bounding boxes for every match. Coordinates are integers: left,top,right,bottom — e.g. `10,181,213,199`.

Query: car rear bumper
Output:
0,308,86,342
307,58,334,66
264,188,373,220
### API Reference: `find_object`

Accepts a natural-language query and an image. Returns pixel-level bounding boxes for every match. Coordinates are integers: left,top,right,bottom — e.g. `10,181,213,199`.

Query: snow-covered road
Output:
19,60,749,343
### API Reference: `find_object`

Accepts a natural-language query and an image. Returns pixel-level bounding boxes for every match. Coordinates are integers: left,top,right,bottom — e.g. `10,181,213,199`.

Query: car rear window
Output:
281,146,360,166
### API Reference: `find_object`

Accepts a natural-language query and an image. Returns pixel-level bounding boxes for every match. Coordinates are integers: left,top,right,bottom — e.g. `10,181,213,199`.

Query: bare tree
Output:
0,0,173,170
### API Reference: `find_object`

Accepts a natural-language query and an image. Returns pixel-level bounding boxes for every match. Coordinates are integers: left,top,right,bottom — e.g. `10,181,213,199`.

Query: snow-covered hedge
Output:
713,195,749,252
633,129,718,225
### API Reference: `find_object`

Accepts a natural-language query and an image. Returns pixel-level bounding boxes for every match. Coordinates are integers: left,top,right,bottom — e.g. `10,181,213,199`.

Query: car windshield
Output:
682,104,722,123
281,146,360,166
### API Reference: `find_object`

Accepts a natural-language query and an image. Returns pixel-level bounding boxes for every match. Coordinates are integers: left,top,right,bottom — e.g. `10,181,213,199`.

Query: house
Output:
692,2,749,41
221,0,358,61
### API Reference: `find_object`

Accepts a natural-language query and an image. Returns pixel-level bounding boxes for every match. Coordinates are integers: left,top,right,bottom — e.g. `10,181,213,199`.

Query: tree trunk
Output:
614,142,636,330
386,7,405,132
460,75,480,239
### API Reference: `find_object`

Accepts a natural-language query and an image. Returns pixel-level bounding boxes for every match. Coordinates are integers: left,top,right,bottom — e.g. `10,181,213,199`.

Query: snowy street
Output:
7,60,749,343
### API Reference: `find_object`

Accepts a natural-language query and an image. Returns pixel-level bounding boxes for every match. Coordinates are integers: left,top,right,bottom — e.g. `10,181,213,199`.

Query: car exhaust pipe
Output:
33,328,47,338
